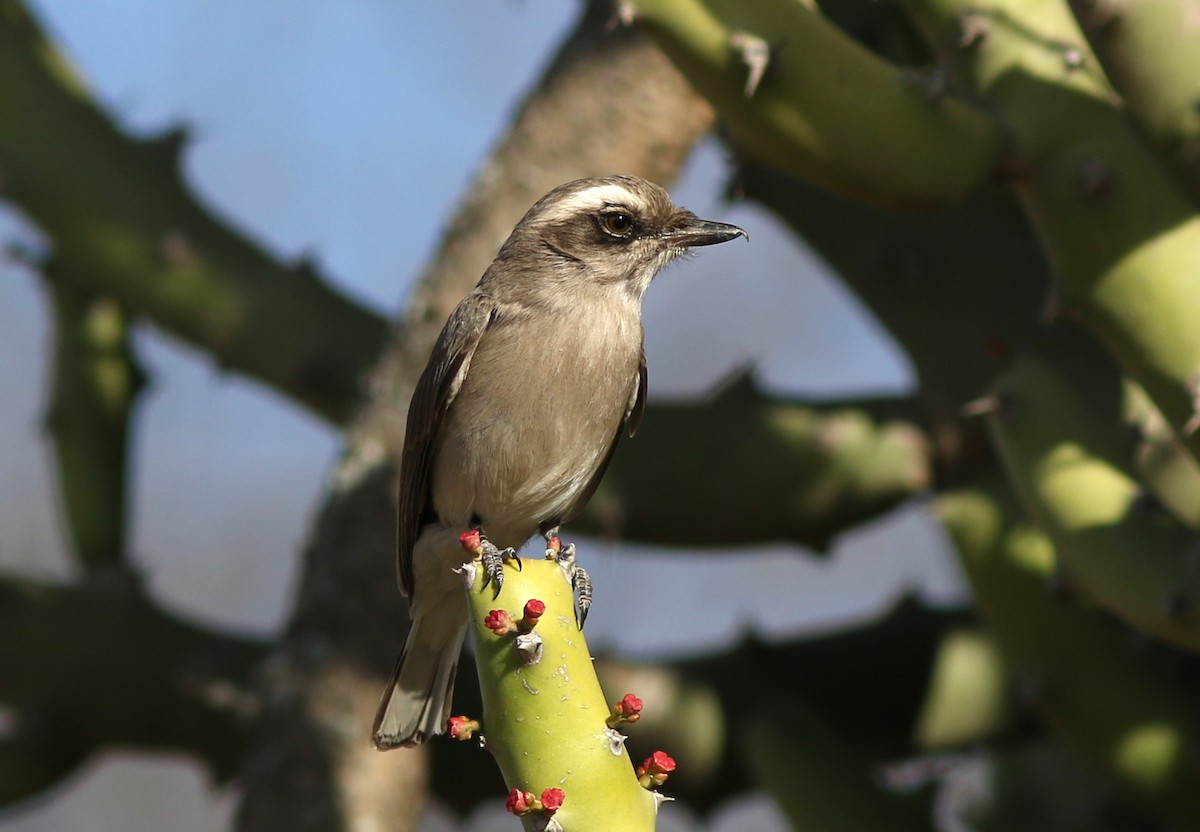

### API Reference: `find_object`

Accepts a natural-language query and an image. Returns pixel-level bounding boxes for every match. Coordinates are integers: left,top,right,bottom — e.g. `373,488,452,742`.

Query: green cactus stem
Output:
463,555,659,831
898,0,1200,462
0,1,388,424
1125,381,1200,529
985,355,1200,650
1069,0,1200,202
43,271,145,572
741,703,931,831
584,374,931,550
937,482,1200,826
630,0,1003,209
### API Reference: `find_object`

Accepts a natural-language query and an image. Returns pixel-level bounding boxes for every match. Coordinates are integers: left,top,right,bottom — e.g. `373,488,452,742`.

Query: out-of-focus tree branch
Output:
42,266,145,575
583,374,931,550
1070,0,1200,203
0,576,268,806
0,0,388,424
628,0,1004,209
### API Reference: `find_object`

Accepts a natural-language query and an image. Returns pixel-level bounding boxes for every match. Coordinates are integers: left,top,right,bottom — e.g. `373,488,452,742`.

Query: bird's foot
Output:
479,538,518,598
546,537,592,629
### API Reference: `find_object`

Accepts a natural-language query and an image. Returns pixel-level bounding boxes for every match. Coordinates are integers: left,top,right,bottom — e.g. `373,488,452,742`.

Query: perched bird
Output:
373,175,746,749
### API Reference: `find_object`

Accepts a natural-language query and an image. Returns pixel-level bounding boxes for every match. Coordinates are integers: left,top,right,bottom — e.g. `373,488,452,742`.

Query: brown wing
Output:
627,346,648,438
558,344,648,528
397,292,497,596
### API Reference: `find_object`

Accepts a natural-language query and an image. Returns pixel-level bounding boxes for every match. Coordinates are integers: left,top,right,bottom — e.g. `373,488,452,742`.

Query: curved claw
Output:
480,541,505,597
573,566,592,630
479,540,520,598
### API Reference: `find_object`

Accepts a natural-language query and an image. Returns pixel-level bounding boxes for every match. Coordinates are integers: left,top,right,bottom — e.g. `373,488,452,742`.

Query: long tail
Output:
372,617,467,749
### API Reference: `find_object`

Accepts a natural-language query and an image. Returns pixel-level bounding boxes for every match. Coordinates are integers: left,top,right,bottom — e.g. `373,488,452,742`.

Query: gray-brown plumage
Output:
373,175,746,749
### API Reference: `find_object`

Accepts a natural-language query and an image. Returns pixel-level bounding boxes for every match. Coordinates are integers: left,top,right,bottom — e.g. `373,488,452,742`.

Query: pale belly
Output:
429,309,640,549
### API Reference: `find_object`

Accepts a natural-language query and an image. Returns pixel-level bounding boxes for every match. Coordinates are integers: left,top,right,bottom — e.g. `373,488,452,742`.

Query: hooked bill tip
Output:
664,219,748,248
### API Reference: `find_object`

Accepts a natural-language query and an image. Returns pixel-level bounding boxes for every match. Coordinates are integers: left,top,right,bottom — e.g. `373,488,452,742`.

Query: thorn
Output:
1130,488,1167,518
957,10,989,48
651,791,675,813
1046,572,1077,602
1042,287,1062,323
1060,43,1085,72
985,336,1011,365
455,561,477,591
605,726,629,755
1164,593,1192,622
922,66,949,103
1016,675,1049,710
515,631,544,665
160,231,196,268
1183,374,1200,435
144,125,189,168
729,31,772,98
961,394,1001,418
606,0,636,29
1079,159,1112,201
3,239,47,268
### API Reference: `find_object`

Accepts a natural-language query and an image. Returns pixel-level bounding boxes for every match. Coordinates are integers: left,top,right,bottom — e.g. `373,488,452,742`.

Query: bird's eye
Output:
600,211,635,238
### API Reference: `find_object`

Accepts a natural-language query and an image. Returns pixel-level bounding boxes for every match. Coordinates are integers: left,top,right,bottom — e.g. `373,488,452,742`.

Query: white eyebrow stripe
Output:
536,184,649,225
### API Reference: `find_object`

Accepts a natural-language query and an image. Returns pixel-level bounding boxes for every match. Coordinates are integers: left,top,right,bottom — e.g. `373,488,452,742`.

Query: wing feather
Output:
397,292,497,596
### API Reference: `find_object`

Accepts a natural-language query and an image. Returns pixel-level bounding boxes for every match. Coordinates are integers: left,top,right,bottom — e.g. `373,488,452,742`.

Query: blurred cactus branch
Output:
937,479,1200,827
895,0,1200,462
742,704,932,831
986,355,1200,651
628,0,1005,210
584,375,932,551
0,575,268,807
1069,0,1200,203
738,167,1112,415
0,0,388,425
42,265,145,574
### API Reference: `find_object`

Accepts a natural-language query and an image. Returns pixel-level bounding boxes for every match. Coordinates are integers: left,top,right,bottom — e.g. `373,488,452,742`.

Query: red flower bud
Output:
459,530,483,554
521,598,546,629
607,692,644,727
645,751,676,775
540,788,565,814
446,715,480,740
505,788,535,816
484,609,516,635
636,751,677,788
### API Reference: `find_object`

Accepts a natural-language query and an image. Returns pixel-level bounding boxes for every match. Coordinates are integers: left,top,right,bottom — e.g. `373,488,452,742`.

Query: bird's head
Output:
499,175,747,299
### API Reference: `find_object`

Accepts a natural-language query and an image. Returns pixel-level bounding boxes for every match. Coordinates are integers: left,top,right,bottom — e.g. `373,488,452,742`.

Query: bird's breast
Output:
430,297,642,547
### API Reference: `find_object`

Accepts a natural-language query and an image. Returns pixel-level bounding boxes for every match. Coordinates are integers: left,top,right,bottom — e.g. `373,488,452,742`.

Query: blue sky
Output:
0,3,953,829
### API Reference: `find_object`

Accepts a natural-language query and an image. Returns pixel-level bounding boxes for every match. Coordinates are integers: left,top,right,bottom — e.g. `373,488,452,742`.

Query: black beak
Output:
661,215,748,248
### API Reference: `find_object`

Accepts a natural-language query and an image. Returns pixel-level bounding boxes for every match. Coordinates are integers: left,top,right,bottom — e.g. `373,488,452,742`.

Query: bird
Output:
372,175,746,749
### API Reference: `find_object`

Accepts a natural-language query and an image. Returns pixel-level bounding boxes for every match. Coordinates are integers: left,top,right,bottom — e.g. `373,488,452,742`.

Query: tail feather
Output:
372,620,467,749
